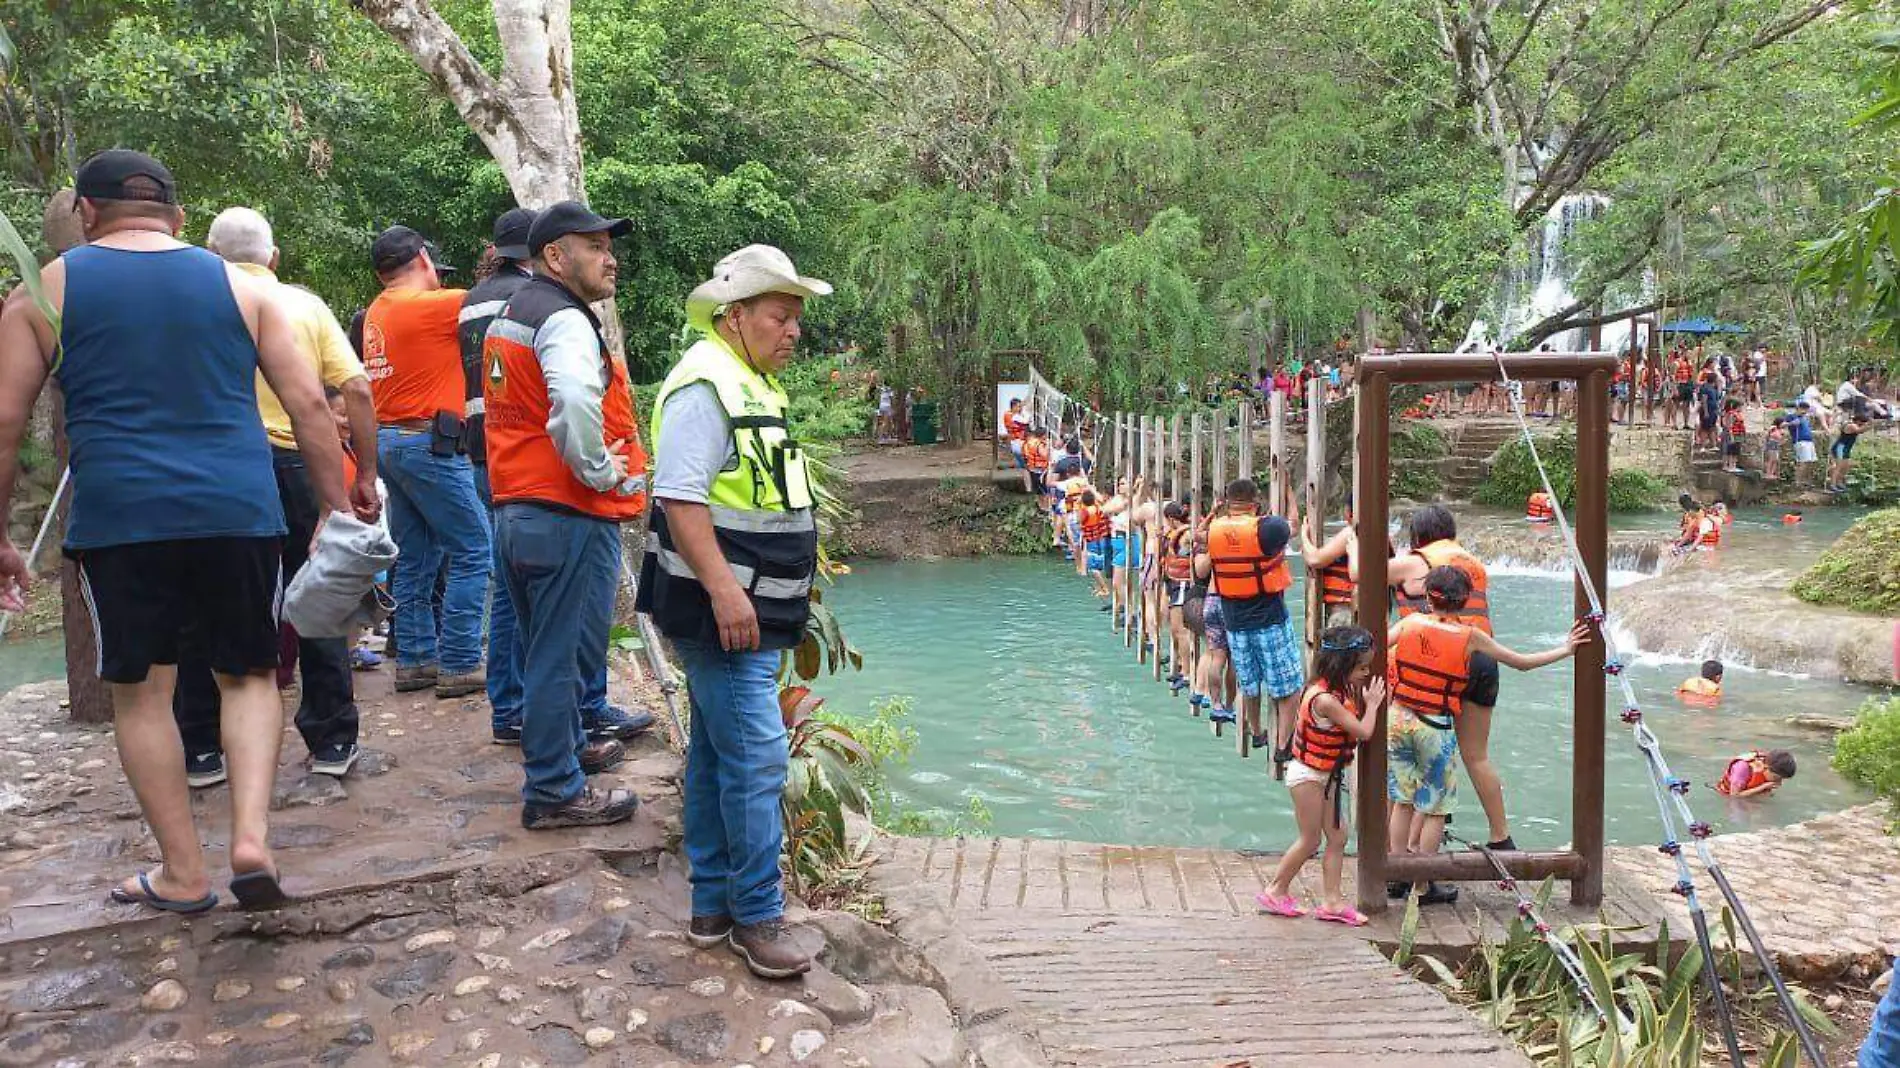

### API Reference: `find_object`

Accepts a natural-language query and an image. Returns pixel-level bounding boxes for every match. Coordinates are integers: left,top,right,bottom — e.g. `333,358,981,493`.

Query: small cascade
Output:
1493,193,1639,353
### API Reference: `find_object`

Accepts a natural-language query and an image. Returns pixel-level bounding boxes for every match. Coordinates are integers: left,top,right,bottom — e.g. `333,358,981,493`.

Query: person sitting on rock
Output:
1713,749,1795,799
1676,659,1723,704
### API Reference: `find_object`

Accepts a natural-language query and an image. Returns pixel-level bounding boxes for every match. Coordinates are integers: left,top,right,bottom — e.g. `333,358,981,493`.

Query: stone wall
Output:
1609,426,1692,486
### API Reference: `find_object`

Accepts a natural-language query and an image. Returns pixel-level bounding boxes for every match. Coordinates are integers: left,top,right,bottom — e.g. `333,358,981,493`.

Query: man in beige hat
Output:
638,244,829,979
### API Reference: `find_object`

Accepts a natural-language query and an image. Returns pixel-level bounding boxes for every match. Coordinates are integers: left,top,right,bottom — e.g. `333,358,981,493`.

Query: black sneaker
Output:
492,724,523,746
1419,882,1461,906
1481,836,1518,853
579,740,627,775
583,704,656,742
1386,881,1409,900
521,786,639,830
310,743,360,778
185,751,227,789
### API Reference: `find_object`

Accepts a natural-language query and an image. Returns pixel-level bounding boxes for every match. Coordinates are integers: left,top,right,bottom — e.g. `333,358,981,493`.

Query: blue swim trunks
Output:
1387,707,1460,816
1108,533,1144,570
1085,539,1109,573
1227,619,1304,699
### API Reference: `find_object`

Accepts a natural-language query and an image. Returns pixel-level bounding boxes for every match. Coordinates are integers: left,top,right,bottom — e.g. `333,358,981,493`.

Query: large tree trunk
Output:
53,389,111,724
350,0,623,352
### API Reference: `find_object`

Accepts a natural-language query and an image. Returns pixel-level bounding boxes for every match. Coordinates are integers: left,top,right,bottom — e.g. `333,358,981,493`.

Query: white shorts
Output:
1286,758,1336,791
1794,441,1818,464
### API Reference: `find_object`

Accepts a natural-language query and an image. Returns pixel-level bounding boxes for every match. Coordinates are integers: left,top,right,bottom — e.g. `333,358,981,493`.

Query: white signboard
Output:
996,381,1031,435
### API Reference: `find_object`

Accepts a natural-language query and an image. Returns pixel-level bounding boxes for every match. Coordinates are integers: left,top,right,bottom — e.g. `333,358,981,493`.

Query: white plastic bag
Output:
283,511,399,639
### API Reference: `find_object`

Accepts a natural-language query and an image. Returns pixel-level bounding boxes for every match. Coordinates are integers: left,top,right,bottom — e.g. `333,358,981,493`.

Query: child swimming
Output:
1713,749,1796,798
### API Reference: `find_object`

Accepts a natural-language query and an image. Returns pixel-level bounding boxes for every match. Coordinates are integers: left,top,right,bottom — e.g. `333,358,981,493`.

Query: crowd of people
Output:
1014,396,1801,925
0,149,829,980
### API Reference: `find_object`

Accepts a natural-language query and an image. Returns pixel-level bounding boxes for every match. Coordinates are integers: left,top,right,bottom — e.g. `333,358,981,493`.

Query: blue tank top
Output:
56,245,285,550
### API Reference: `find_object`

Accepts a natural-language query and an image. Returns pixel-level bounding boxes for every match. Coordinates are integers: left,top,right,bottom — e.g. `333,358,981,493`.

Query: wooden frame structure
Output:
1354,351,1619,914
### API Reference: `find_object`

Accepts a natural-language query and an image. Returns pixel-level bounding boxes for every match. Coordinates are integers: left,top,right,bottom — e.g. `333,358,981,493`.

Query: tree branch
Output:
348,0,504,129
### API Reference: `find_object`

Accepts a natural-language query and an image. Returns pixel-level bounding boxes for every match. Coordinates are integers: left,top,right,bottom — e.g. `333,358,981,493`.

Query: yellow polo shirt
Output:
236,262,364,449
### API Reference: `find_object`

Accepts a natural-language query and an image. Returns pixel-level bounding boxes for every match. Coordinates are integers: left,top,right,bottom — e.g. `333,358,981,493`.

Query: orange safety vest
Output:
1677,676,1721,699
1161,526,1194,582
1697,517,1721,548
1673,359,1694,384
1526,491,1555,524
1317,558,1354,606
1291,682,1361,774
1005,411,1028,442
1389,614,1472,729
1394,539,1492,635
483,278,649,522
1713,752,1770,797
1023,437,1051,473
1080,504,1111,543
1207,513,1292,600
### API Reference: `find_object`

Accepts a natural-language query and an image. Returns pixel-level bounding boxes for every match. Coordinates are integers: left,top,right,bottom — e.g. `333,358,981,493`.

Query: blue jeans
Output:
676,639,788,926
495,503,619,806
1864,974,1900,1067
474,465,614,732
378,429,491,674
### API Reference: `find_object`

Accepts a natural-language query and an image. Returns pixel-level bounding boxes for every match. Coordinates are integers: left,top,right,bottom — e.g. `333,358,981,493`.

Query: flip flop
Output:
229,869,290,911
1255,892,1307,918
109,871,219,915
1315,905,1369,927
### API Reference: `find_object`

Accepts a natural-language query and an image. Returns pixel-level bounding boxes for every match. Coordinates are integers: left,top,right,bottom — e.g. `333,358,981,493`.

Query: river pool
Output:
819,532,1880,852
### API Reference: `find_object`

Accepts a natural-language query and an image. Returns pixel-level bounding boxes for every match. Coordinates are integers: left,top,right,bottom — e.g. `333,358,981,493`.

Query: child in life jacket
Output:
1675,659,1723,704
1525,490,1556,525
1764,417,1787,482
1159,502,1198,695
1258,625,1383,926
1078,489,1113,599
1387,566,1591,906
1713,749,1796,798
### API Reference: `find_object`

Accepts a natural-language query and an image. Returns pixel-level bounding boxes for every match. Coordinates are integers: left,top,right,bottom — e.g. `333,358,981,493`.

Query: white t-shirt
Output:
1837,380,1867,406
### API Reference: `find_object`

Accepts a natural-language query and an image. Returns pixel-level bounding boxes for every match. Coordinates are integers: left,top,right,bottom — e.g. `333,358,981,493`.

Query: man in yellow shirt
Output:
172,207,381,785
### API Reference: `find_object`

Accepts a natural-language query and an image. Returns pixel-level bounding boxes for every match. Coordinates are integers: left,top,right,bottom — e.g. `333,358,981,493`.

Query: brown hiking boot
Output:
729,918,815,979
686,914,734,949
520,786,639,830
579,739,626,775
435,668,486,699
394,664,438,693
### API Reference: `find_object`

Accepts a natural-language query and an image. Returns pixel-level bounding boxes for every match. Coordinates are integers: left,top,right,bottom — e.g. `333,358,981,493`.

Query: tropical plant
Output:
777,682,874,902
1393,880,1832,1067
1474,433,1667,513
1832,695,1900,823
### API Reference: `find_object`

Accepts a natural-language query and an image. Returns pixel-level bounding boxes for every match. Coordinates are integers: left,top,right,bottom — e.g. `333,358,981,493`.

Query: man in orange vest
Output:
1199,478,1303,765
364,225,491,699
483,202,649,830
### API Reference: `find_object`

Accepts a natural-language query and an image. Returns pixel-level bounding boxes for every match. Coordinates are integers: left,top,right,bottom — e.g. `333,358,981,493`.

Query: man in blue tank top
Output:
0,149,351,914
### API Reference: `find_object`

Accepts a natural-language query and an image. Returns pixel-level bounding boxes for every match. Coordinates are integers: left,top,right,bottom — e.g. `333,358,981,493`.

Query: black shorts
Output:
1675,383,1694,404
73,537,284,684
1028,471,1047,495
1464,650,1500,708
1832,436,1857,460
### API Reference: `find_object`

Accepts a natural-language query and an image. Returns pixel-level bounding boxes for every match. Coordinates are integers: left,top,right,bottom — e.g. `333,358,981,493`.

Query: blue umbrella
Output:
1662,317,1749,335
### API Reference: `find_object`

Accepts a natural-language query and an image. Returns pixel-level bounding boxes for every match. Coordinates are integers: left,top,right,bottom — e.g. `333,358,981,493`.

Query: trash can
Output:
910,400,939,445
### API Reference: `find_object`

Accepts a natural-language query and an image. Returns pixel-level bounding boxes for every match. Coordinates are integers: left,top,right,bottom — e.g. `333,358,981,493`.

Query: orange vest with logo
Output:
1292,682,1360,773
1024,437,1050,473
1389,614,1472,728
1080,505,1110,543
1526,492,1555,523
1208,513,1292,600
482,278,648,521
1394,539,1492,635
1714,752,1770,796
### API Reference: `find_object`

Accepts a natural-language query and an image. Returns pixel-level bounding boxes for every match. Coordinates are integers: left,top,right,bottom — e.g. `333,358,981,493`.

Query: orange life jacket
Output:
1697,517,1721,548
1394,540,1493,635
483,278,649,521
1162,526,1194,582
1005,411,1028,442
1673,359,1694,384
1526,492,1555,523
1061,477,1088,510
1782,513,1802,525
1207,513,1292,600
1291,682,1361,774
1317,558,1354,606
1389,614,1472,728
1713,752,1770,797
1080,504,1111,543
1677,676,1721,700
1023,437,1051,473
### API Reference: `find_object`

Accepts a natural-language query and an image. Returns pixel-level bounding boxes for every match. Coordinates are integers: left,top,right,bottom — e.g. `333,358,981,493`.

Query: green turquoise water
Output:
819,542,1879,851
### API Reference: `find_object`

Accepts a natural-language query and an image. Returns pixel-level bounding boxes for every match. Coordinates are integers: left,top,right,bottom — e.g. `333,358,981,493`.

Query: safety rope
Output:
1488,350,1827,1068
1444,830,1628,1031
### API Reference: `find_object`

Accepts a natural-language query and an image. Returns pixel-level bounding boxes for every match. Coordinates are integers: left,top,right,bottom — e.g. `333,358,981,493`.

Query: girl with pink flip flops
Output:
1256,625,1383,926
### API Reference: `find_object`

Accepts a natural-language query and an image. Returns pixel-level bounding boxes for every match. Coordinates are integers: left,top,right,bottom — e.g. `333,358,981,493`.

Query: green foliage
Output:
1839,437,1900,506
1391,422,1447,501
1790,506,1900,614
1475,433,1666,513
777,355,872,444
1832,696,1900,820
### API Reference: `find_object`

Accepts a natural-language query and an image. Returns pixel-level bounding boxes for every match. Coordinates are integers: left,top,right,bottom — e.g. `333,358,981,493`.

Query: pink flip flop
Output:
1314,905,1369,927
1255,892,1308,918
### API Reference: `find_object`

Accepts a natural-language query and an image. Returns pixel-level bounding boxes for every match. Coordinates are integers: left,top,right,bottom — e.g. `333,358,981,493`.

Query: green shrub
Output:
1832,696,1900,819
1790,507,1900,614
1841,438,1900,506
1475,431,1665,512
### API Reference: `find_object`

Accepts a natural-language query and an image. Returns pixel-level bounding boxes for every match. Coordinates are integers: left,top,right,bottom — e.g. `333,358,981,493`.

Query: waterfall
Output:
1494,193,1636,353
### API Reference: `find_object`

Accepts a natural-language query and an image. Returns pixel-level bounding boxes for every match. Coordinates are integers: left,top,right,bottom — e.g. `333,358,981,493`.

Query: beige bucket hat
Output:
686,245,832,324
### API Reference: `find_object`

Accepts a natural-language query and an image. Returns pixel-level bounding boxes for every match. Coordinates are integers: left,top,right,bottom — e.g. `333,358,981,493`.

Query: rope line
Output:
1487,351,1826,1067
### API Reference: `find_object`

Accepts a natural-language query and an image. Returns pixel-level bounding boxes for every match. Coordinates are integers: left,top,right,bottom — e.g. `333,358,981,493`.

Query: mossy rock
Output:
1791,507,1900,615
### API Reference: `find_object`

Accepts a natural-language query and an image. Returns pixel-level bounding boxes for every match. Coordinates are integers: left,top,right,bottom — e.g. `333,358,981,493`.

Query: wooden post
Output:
1573,368,1610,908
1304,376,1327,656
1189,410,1205,718
1238,399,1255,486
1130,418,1143,653
1151,414,1165,683
1169,413,1182,502
1211,405,1226,510
1354,370,1393,915
1268,391,1286,515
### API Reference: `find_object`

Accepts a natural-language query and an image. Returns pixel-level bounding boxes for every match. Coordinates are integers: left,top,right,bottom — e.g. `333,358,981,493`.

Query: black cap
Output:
370,225,455,277
492,208,537,261
74,149,177,205
527,200,630,257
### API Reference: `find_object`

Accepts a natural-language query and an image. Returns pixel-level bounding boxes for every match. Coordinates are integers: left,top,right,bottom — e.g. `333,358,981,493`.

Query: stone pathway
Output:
0,674,1009,1068
879,836,1547,1067
1608,803,1900,982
